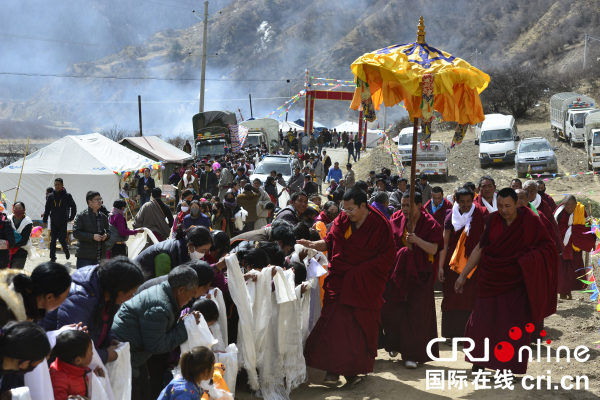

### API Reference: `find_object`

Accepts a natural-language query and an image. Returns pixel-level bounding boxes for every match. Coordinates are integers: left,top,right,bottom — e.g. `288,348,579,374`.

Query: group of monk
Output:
299,175,596,384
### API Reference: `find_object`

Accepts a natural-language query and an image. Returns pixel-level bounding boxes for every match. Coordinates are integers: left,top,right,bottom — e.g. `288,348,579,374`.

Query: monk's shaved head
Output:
565,194,577,204
564,194,577,214
515,189,529,208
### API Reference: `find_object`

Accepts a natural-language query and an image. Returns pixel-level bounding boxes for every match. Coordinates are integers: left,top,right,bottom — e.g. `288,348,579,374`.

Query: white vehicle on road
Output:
550,92,596,146
476,114,520,168
395,126,421,163
413,141,449,182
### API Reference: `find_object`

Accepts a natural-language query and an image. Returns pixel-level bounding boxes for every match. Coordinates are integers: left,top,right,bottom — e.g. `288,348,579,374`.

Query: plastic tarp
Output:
294,119,326,129
0,133,154,221
119,136,194,164
279,120,304,133
333,121,380,133
203,111,237,127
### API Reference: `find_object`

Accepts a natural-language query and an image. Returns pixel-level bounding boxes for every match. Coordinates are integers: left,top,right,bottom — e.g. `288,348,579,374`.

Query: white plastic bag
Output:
276,183,290,208
180,313,218,352
214,344,238,397
10,387,32,400
89,372,110,400
106,342,131,400
128,228,159,258
234,208,248,231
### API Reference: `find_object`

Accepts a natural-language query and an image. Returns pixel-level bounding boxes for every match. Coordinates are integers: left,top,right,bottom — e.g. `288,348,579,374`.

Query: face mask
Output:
326,211,338,220
189,247,205,260
181,206,189,213
12,209,24,218
191,208,201,216
211,209,219,215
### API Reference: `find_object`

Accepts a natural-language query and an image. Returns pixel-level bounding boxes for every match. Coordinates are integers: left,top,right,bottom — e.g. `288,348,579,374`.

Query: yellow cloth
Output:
572,202,586,252
350,43,490,125
345,225,352,239
402,227,433,262
314,221,329,305
449,230,476,279
201,363,230,400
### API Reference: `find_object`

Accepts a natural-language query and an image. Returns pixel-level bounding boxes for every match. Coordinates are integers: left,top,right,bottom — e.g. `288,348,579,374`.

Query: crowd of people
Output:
0,130,595,399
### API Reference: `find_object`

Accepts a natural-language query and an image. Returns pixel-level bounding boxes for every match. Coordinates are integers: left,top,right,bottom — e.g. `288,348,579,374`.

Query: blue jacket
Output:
326,167,343,183
39,265,117,364
158,376,201,400
183,213,211,230
111,280,187,378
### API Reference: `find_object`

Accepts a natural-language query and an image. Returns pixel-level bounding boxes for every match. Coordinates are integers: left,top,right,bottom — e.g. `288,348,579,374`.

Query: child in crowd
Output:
190,298,219,327
49,330,104,400
160,346,229,400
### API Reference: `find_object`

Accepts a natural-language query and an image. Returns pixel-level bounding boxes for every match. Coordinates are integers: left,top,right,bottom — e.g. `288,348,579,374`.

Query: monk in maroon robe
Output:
300,187,396,385
555,195,596,299
425,187,453,291
438,188,484,339
456,188,558,374
380,191,444,369
474,176,497,216
538,180,558,212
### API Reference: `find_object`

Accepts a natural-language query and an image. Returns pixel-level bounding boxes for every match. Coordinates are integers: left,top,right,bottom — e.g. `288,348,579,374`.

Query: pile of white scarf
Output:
451,203,475,235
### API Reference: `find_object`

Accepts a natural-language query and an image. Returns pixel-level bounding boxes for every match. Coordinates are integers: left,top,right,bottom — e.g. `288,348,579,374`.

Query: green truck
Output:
192,111,238,157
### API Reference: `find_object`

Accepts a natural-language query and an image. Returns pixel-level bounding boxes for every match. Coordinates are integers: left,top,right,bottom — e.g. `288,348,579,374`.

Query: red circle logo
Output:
509,327,522,341
540,330,547,337
494,342,515,362
525,323,535,333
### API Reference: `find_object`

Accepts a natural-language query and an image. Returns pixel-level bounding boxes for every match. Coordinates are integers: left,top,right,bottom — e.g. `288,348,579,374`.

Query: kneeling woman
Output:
134,226,213,280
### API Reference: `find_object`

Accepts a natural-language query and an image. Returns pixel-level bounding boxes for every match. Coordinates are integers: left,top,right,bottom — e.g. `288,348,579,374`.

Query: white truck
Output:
550,92,596,146
395,126,422,163
413,141,449,182
240,118,280,152
584,110,600,171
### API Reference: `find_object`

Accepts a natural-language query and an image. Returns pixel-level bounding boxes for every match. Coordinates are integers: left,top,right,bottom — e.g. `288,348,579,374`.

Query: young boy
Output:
50,330,104,400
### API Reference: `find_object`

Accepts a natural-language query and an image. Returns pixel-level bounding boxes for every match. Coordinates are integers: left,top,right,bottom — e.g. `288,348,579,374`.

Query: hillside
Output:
2,0,600,136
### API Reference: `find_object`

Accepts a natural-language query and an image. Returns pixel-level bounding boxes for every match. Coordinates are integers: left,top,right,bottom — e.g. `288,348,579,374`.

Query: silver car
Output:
515,137,559,178
250,155,299,185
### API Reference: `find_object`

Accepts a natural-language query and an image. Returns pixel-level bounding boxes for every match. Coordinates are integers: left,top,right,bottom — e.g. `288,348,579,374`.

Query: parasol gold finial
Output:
417,16,426,44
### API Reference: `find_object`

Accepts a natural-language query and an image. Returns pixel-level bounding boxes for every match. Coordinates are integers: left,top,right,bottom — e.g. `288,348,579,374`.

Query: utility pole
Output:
197,1,209,113
138,95,143,136
583,34,600,70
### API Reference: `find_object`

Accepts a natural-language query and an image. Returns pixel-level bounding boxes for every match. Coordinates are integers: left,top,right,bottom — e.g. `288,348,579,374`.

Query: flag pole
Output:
13,135,31,205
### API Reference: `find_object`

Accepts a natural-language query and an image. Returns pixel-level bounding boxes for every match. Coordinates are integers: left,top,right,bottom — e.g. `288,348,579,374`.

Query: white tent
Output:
333,121,383,148
0,133,156,221
278,120,304,132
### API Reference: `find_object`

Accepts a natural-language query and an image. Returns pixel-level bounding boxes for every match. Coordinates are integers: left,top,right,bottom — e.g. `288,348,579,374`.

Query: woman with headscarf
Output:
7,202,33,270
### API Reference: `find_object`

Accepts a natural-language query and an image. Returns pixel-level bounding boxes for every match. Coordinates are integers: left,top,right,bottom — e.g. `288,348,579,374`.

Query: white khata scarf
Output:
481,192,497,213
553,204,573,247
182,174,196,187
451,203,475,235
531,193,542,209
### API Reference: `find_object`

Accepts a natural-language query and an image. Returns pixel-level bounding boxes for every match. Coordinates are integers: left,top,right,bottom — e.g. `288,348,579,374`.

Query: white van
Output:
395,126,422,163
476,114,520,167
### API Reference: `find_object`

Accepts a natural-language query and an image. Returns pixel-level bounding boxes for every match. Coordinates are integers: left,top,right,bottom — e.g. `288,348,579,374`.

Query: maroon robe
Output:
540,191,558,212
556,208,595,296
440,206,485,338
425,198,453,291
464,208,558,374
304,205,396,376
380,208,444,363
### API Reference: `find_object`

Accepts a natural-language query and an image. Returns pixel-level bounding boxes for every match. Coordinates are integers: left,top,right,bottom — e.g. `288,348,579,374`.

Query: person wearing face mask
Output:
134,226,214,280
184,200,211,230
210,202,226,232
0,321,51,397
173,199,191,236
222,193,241,238
39,257,144,364
7,201,33,270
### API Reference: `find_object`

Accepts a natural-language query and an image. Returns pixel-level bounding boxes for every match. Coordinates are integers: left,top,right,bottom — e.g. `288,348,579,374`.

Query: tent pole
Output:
407,117,419,250
13,135,31,205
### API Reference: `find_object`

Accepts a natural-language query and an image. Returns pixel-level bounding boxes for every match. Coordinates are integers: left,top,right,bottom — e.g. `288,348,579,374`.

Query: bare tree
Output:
99,124,137,142
0,140,39,168
164,133,190,151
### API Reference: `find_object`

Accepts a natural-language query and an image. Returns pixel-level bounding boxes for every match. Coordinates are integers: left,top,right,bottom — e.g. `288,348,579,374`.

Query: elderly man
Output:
438,187,484,339
381,191,444,369
345,163,356,189
299,187,396,385
474,175,497,215
456,188,558,375
523,180,554,222
555,195,596,299
112,266,202,400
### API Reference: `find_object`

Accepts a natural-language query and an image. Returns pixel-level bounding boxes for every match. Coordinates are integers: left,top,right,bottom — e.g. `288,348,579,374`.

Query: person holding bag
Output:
106,200,143,258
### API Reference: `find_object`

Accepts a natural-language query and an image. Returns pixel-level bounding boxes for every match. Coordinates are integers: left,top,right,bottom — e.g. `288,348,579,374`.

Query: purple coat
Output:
39,266,118,364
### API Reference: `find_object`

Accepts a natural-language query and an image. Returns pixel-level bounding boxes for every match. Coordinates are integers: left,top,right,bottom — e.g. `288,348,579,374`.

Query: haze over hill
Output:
2,0,600,137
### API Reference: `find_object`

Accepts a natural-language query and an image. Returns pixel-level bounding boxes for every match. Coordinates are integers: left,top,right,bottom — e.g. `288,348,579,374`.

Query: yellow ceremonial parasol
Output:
350,16,490,238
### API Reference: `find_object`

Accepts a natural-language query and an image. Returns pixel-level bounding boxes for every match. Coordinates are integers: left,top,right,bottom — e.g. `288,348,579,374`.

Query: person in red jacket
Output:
50,330,105,400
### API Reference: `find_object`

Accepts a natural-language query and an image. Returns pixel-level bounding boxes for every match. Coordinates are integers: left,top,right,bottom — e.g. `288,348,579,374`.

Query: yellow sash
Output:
572,202,586,252
449,230,477,279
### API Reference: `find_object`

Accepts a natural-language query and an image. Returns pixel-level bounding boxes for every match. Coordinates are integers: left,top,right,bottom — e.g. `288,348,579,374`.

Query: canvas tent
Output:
294,118,326,131
279,120,304,133
333,121,383,148
119,136,194,183
0,133,155,221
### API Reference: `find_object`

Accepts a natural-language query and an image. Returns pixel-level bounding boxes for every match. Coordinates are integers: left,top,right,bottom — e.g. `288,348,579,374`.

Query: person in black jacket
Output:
43,178,77,263
136,168,155,207
72,191,110,269
200,164,218,196
0,211,16,269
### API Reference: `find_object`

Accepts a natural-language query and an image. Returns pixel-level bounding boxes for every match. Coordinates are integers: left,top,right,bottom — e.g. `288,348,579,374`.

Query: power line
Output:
167,0,203,6
0,71,300,82
0,32,121,48
138,0,191,10
0,97,292,103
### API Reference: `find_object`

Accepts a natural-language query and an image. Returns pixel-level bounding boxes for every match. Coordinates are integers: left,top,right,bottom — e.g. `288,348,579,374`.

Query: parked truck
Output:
192,111,237,157
412,141,449,182
240,118,280,152
584,110,600,171
550,92,596,146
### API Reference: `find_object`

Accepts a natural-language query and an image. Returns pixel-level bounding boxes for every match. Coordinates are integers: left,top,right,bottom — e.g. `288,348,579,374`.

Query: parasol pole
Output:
13,135,31,205
407,16,427,249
